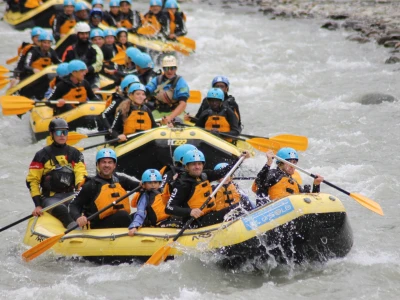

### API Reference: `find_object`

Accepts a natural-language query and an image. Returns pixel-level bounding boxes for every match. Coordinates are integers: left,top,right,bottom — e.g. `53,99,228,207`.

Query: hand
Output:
33,68,40,74
190,208,203,219
57,99,66,107
128,227,138,236
168,34,176,39
241,151,251,159
118,134,127,142
104,68,114,75
184,113,191,121
265,150,275,166
76,216,88,227
313,175,324,185
161,115,173,125
32,206,43,217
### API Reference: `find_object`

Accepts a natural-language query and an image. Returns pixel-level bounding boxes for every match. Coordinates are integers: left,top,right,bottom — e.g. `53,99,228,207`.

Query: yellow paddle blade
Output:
0,79,10,89
0,75,10,80
112,51,126,65
247,138,281,152
2,107,33,116
0,95,35,105
22,234,64,262
46,132,89,146
350,193,384,216
145,243,172,266
270,134,308,151
0,66,10,74
177,36,196,50
137,26,157,36
6,56,19,65
188,90,201,104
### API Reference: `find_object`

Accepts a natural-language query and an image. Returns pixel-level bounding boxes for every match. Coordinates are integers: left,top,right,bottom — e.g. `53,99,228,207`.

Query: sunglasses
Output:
54,130,68,137
163,67,177,71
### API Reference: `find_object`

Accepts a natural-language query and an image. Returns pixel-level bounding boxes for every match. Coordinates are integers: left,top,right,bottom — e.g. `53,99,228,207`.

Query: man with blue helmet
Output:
132,52,160,85
103,0,121,27
194,75,242,129
44,62,70,99
74,2,89,23
128,169,169,235
254,148,323,203
119,0,143,34
91,0,103,9
165,149,250,227
89,8,104,29
164,0,187,39
195,88,240,144
52,0,76,42
69,148,140,229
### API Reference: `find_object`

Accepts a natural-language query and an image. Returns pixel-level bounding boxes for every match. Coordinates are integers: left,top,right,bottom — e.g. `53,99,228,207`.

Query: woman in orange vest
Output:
119,0,142,33
69,148,140,229
164,0,187,39
254,148,324,204
141,0,169,38
52,0,77,42
110,83,157,142
128,169,170,236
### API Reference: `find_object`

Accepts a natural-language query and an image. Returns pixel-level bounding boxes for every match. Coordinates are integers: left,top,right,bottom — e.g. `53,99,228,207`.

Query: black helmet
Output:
49,117,69,132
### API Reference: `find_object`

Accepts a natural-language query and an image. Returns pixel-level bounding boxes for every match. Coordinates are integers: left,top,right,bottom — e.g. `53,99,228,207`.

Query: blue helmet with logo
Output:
63,0,75,6
182,149,205,166
38,32,53,42
109,0,120,6
74,2,87,11
90,8,103,17
56,63,70,77
173,144,197,163
68,59,87,73
96,148,117,163
212,75,230,88
103,28,116,37
126,47,142,62
31,27,43,37
120,74,140,91
91,0,104,6
116,27,128,36
276,147,298,164
133,53,154,69
149,0,162,6
165,0,178,9
90,28,104,39
214,162,228,170
141,169,162,182
128,83,146,94
207,88,224,101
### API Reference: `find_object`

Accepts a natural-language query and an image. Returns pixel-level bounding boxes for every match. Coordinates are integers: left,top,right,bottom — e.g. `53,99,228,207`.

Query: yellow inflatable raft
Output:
23,193,353,266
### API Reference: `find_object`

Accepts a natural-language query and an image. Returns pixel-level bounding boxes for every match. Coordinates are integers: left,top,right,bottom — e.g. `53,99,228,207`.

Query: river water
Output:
0,1,399,299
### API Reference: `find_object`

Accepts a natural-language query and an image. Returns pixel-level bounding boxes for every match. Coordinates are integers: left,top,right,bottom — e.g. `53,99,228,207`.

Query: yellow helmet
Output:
162,55,177,68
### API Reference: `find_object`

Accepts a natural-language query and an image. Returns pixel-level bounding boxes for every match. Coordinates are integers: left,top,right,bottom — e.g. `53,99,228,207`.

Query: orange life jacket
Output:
251,170,303,194
31,57,52,70
142,14,161,34
60,19,77,35
168,11,176,34
187,179,216,215
25,0,40,9
18,44,33,57
214,182,240,211
268,176,301,201
94,177,130,219
49,78,56,89
123,109,152,135
205,113,232,142
49,14,56,27
62,86,88,103
120,19,133,29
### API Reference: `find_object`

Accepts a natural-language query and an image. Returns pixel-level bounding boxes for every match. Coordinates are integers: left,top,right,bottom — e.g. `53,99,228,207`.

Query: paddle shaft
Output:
170,156,245,243
0,194,75,233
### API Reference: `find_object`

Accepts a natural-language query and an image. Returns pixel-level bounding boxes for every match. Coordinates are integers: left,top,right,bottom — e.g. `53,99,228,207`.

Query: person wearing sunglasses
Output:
145,55,189,125
26,118,88,229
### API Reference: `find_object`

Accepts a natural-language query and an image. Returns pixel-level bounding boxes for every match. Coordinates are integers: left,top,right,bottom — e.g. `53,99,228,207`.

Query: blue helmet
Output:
173,144,197,163
133,53,154,69
126,47,142,62
120,74,140,91
276,147,298,164
74,2,87,11
116,27,128,36
120,0,132,5
128,83,146,94
103,28,116,37
109,0,120,6
63,0,75,6
68,59,87,73
90,28,104,39
96,148,117,163
149,0,162,6
141,169,162,183
165,0,178,9
38,32,53,42
90,8,103,17
212,76,230,88
91,0,103,6
56,63,70,77
31,27,43,37
214,162,228,170
207,88,224,101
182,149,205,166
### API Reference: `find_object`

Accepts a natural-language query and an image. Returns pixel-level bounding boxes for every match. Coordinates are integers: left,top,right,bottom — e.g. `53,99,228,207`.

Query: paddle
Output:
0,194,76,233
22,185,141,262
0,66,10,74
238,133,308,151
274,155,384,216
111,51,126,65
0,79,10,89
145,155,246,266
0,75,10,80
176,36,196,51
6,56,19,65
45,131,109,146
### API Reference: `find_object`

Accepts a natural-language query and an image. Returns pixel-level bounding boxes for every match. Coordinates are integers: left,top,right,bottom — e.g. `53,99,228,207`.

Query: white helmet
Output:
75,22,91,33
162,55,177,68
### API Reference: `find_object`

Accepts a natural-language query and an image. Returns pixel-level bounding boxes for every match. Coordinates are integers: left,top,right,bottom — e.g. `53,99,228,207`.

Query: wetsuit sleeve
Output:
173,77,189,101
165,181,192,217
128,193,147,229
52,14,61,41
194,110,208,128
225,108,240,136
84,80,100,100
111,109,124,137
69,147,87,187
204,159,240,182
51,49,62,65
23,50,35,73
311,184,321,193
101,95,120,130
26,151,45,207
47,81,68,101
68,180,96,221
119,175,140,191
175,13,187,37
195,98,209,118
145,77,158,95
255,164,271,191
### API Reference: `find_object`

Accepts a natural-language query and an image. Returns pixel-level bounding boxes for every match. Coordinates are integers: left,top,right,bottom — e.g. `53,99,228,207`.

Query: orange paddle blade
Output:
111,51,126,65
145,243,172,266
6,56,19,65
350,193,384,216
188,90,201,104
45,132,89,146
247,138,281,152
177,36,196,50
22,234,64,262
0,66,10,74
0,79,10,89
138,26,157,36
270,134,309,151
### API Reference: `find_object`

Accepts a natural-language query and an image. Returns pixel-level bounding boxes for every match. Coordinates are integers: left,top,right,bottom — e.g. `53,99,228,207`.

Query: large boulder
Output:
359,93,397,105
